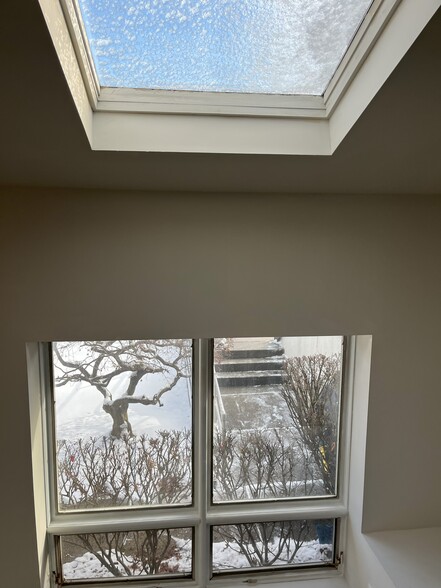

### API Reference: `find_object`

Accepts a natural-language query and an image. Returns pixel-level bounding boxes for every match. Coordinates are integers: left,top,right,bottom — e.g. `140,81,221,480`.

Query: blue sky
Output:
78,0,373,95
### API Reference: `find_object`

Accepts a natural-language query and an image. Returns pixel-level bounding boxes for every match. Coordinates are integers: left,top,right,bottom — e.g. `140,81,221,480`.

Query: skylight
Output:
77,0,374,96
40,0,437,154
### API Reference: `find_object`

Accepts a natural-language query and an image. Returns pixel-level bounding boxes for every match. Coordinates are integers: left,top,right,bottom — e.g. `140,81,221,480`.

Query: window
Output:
41,336,351,587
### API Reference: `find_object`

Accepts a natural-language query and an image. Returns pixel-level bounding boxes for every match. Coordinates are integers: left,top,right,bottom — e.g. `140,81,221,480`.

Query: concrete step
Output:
215,357,284,373
218,383,284,396
225,347,284,359
216,370,284,387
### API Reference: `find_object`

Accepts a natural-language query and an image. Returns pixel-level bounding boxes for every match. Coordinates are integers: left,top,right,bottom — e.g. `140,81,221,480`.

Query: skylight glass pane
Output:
77,0,373,96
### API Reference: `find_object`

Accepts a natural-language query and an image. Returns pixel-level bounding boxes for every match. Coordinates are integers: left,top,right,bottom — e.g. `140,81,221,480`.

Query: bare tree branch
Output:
53,340,191,437
281,354,341,495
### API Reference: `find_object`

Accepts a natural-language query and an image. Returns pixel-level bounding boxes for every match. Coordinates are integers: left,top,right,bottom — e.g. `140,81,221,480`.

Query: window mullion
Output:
193,338,211,587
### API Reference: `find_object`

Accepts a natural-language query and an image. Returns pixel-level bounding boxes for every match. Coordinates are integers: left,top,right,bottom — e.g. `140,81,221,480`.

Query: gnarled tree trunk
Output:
103,401,133,438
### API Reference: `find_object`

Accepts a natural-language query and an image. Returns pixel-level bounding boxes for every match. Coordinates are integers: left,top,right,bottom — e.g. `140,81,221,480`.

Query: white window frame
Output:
36,336,356,588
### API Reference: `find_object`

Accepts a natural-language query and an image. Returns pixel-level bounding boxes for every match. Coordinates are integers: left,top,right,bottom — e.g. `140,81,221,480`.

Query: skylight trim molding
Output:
59,0,100,109
91,111,332,155
329,0,441,151
38,0,94,142
324,0,402,115
97,87,327,119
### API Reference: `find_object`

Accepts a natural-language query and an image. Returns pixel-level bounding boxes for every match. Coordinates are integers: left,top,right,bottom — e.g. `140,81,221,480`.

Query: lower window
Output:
58,528,193,582
43,336,348,586
211,519,336,574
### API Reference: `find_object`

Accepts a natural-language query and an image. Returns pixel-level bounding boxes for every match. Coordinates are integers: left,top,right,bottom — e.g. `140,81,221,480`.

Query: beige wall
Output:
1,188,440,586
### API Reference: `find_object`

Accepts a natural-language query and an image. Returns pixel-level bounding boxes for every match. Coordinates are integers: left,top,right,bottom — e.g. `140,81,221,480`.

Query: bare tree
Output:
213,337,234,364
281,354,341,495
53,340,191,438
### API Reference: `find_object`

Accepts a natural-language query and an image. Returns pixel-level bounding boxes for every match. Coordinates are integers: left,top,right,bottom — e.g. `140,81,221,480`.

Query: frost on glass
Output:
212,519,335,572
213,337,343,502
53,340,192,511
60,528,192,580
77,0,373,95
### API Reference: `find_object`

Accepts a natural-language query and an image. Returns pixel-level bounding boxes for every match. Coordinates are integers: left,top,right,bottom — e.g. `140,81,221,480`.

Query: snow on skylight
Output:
77,0,374,96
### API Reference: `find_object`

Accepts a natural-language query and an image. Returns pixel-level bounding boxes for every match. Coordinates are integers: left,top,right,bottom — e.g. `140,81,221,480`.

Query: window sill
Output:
209,570,348,588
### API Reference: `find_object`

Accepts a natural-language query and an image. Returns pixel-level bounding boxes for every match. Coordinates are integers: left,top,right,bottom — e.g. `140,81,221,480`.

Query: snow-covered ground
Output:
63,536,193,580
212,538,333,571
62,536,332,580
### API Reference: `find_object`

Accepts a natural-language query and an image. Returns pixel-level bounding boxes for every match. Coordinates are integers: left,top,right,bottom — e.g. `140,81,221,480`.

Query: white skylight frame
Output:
60,0,394,117
38,0,441,154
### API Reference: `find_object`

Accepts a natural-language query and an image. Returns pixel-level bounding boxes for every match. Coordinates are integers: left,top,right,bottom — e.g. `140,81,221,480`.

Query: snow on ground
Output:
212,538,332,571
63,537,332,580
63,538,192,580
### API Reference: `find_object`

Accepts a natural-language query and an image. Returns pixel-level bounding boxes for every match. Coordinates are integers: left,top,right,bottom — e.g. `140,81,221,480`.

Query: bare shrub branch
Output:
281,354,341,495
57,430,192,509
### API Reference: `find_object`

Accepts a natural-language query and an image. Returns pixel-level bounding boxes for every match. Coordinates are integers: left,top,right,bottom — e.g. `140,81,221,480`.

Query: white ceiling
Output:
0,1,440,194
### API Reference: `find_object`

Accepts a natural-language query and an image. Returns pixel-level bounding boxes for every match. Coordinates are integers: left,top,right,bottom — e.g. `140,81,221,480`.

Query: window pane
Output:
53,340,192,511
78,0,373,95
213,337,342,502
212,519,335,573
60,528,192,582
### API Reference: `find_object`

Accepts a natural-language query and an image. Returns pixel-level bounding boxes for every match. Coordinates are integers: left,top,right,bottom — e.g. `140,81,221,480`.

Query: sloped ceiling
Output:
0,1,440,194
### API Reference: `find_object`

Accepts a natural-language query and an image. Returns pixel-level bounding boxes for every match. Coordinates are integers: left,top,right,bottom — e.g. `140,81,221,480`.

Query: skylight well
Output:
77,0,374,96
41,0,438,154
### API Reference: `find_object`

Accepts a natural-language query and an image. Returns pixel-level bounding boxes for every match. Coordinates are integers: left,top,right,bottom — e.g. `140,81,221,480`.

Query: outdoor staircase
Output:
213,337,288,431
215,338,285,388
